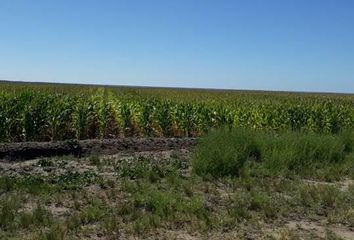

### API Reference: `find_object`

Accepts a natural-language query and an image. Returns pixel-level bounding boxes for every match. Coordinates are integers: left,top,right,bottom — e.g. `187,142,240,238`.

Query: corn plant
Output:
119,103,134,137
0,83,354,142
156,100,173,137
138,99,156,137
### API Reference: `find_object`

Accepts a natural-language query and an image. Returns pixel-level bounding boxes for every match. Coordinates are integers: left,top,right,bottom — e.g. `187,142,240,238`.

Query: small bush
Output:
192,128,261,178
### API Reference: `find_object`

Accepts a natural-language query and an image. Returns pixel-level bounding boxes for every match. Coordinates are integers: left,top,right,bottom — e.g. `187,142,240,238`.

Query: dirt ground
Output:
0,138,198,161
0,143,353,239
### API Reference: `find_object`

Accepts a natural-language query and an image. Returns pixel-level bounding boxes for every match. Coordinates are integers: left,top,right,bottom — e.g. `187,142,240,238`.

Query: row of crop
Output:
5,81,354,106
0,89,353,142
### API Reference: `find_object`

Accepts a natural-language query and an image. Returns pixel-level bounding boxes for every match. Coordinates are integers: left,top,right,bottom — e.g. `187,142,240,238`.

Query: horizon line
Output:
0,79,353,96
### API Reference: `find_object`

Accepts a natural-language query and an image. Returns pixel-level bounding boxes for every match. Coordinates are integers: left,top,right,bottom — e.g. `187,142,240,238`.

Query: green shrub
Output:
263,132,347,175
192,128,261,177
192,128,354,179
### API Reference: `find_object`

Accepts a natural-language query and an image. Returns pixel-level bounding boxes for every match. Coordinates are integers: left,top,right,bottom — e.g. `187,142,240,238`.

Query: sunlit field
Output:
0,81,353,239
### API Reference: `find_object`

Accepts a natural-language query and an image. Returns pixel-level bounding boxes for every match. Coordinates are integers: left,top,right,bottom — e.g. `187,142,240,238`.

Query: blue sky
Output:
0,0,353,93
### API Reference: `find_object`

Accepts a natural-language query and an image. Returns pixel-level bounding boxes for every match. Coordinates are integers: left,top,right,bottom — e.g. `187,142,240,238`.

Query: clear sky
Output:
0,0,353,93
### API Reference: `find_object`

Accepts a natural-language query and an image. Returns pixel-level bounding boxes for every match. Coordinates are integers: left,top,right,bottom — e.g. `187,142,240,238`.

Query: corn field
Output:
0,82,353,142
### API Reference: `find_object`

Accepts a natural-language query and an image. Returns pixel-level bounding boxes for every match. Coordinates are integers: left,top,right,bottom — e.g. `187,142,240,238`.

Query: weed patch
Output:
192,128,354,179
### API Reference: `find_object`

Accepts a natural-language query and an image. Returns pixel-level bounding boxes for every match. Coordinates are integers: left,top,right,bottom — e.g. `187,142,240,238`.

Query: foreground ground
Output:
0,149,353,240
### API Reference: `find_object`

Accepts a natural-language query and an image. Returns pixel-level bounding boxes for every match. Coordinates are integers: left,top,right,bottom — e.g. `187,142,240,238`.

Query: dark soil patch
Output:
0,138,198,161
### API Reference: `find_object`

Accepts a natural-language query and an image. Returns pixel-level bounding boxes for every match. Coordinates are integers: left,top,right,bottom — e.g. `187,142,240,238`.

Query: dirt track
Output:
0,138,198,161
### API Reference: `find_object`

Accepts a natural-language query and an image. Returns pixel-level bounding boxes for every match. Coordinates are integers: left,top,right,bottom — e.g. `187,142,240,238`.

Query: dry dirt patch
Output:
0,138,197,161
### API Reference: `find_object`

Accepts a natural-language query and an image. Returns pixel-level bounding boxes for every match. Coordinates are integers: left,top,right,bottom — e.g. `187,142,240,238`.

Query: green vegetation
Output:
0,170,99,194
0,148,353,239
1,82,354,141
193,128,354,180
192,128,261,177
0,81,353,239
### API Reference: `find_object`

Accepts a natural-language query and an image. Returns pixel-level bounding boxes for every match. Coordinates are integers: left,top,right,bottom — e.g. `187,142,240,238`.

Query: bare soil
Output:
0,142,353,239
0,138,197,161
